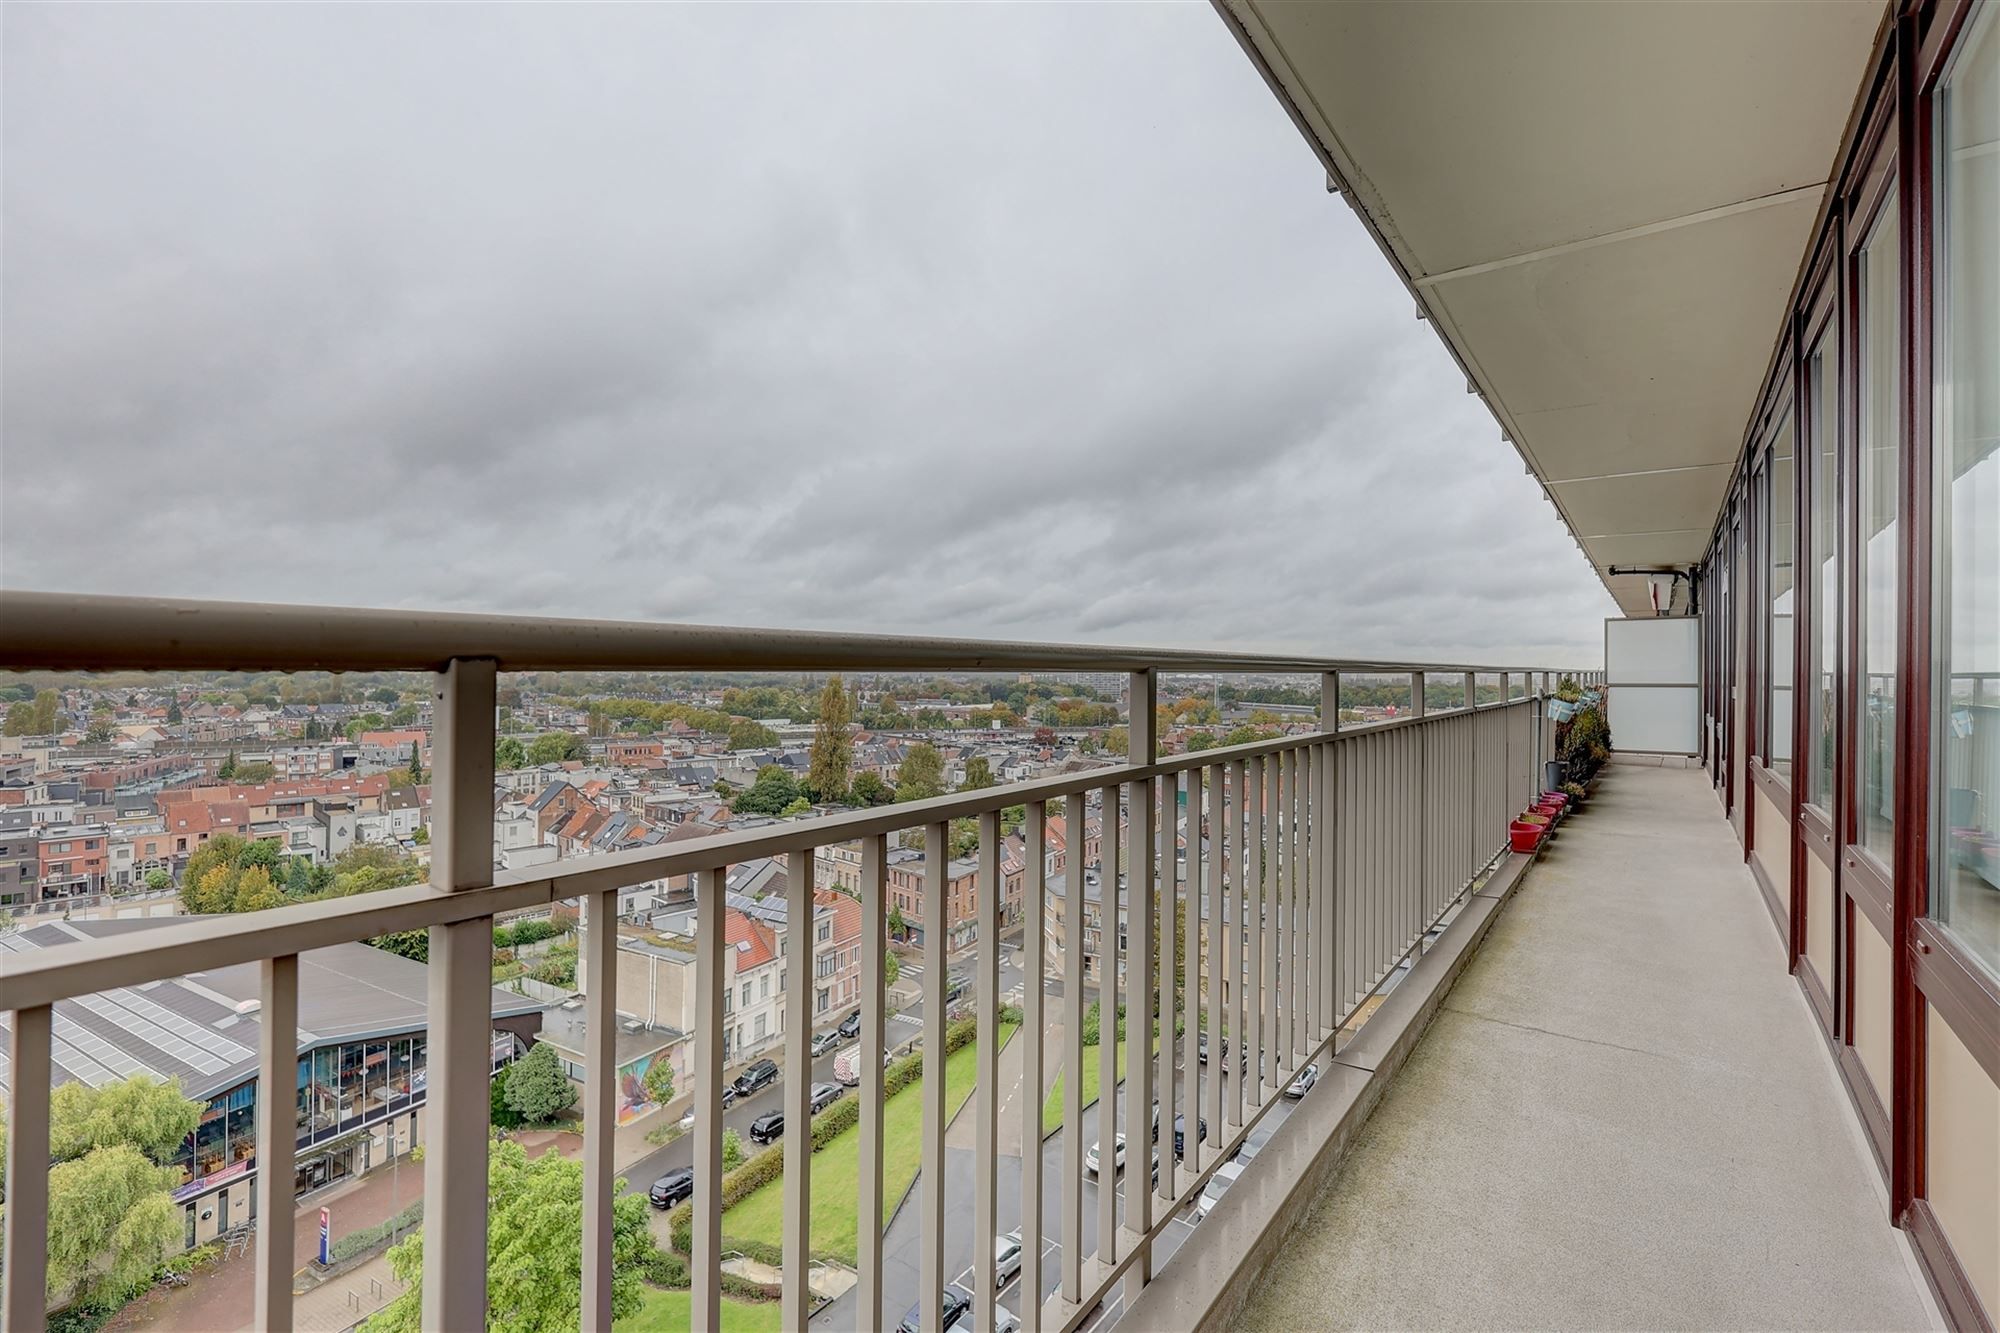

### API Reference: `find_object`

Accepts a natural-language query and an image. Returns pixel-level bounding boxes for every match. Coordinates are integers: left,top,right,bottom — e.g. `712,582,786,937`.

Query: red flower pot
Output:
1509,821,1545,853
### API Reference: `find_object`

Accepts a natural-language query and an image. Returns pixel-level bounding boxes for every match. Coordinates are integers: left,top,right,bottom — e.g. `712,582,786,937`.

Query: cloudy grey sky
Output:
2,3,1615,666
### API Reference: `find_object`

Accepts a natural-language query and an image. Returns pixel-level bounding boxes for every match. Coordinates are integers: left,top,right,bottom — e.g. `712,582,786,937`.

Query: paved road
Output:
810,1051,1300,1330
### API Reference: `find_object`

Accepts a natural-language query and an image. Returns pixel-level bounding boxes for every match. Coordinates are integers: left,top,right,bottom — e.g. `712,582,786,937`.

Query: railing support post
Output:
423,656,496,1333
255,955,299,1332
1129,668,1157,765
3,1004,52,1333
582,888,618,1333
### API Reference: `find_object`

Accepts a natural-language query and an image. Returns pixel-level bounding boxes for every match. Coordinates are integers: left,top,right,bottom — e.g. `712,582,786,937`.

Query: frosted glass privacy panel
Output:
1604,617,1699,685
1609,686,1701,754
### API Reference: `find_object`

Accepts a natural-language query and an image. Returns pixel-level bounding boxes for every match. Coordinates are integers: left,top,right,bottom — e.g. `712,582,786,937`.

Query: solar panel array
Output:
0,929,255,1090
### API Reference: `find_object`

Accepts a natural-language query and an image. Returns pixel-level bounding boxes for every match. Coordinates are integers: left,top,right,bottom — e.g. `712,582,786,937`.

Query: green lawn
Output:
1041,1040,1125,1135
722,1023,1019,1263
616,1287,783,1332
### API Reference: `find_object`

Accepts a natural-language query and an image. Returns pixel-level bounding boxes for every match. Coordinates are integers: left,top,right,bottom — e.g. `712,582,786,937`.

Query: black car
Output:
748,1110,784,1145
837,1009,862,1040
810,1081,844,1113
897,1282,973,1333
1150,1105,1207,1158
733,1059,780,1097
648,1166,693,1209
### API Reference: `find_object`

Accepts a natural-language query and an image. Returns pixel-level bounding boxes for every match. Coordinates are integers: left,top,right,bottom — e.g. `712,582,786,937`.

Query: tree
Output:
960,756,997,791
165,699,183,725
49,1074,203,1167
642,1059,675,1106
721,1128,746,1171
373,1139,653,1331
503,1042,578,1124
35,1075,202,1310
143,868,172,894
495,736,526,771
726,717,781,751
1104,729,1130,757
85,717,118,744
217,749,239,780
849,771,893,806
526,732,586,766
895,743,945,803
806,675,854,801
888,905,908,942
779,795,813,818
490,1066,525,1130
231,865,286,913
231,761,276,784
1184,731,1217,752
408,741,424,786
884,950,901,986
731,765,802,816
46,1146,182,1310
370,929,429,962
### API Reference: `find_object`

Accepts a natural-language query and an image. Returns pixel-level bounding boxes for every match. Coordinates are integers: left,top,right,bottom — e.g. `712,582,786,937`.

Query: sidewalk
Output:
108,1154,423,1332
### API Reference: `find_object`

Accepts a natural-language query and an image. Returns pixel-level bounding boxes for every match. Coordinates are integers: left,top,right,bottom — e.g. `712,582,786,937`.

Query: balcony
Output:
1,591,1588,1332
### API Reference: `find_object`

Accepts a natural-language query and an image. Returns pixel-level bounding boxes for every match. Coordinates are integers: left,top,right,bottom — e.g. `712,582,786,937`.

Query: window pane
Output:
1858,192,1900,862
1934,0,1999,978
1768,417,1796,773
1809,328,1838,809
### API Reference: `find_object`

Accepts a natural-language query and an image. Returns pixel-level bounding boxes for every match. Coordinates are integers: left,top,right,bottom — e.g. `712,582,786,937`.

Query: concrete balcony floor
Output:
1236,762,1939,1332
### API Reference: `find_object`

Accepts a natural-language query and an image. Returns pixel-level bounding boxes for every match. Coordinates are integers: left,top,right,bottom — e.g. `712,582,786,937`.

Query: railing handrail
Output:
0,701,1547,1012
0,590,1585,677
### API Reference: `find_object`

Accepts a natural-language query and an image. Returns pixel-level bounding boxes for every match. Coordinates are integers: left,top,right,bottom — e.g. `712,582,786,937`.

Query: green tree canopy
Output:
895,743,945,803
731,765,803,816
373,1139,654,1332
849,771,894,806
495,736,526,770
641,1059,675,1106
806,675,854,801
48,1074,203,1168
526,732,587,766
503,1042,578,1123
959,756,997,791
46,1145,182,1310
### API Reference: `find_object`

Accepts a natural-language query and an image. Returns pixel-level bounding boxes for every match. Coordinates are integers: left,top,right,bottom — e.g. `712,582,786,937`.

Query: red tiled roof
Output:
725,909,778,969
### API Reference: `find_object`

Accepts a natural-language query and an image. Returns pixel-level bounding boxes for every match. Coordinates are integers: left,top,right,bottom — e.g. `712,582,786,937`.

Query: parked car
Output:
1084,1134,1126,1176
949,1306,1021,1333
748,1110,784,1145
1232,1123,1277,1167
1196,1033,1229,1065
899,1282,974,1333
1284,1062,1320,1099
648,1166,694,1209
1194,1161,1245,1221
838,1009,862,1039
1150,1106,1207,1158
994,1229,1024,1286
810,1081,844,1113
811,1030,845,1058
733,1059,779,1097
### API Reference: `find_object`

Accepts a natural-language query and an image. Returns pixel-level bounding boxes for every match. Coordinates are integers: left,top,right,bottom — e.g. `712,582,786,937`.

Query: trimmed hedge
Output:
329,1200,423,1263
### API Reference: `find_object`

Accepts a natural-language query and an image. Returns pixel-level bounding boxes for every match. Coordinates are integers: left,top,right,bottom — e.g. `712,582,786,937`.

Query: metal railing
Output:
0,592,1598,1333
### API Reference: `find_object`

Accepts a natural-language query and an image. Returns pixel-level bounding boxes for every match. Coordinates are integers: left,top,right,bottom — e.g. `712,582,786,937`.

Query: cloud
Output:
1,3,1615,669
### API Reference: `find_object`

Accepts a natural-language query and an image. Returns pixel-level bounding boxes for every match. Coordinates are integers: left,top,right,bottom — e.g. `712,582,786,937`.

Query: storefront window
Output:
1934,0,2000,977
1767,417,1796,773
1808,326,1838,810
1858,191,1899,862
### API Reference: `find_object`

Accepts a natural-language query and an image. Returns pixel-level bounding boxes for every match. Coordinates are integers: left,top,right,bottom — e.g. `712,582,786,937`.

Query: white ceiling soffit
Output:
1219,0,1886,615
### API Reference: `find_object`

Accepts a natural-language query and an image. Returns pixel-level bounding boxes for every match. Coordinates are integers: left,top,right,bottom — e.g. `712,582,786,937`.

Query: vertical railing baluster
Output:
1244,756,1263,1110
974,811,1001,1332
782,847,815,1328
254,956,298,1332
1286,747,1305,1067
582,890,616,1333
1094,786,1119,1271
1298,744,1314,1053
1060,798,1084,1304
1157,772,1177,1205
4,1004,53,1333
1020,802,1047,1333
1125,775,1156,1296
1225,761,1245,1128
1181,769,1202,1169
1261,753,1281,1095
692,865,726,1330
922,821,950,1331
858,835,888,1332
1314,742,1331,1040
1202,763,1223,1149
423,657,496,1333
